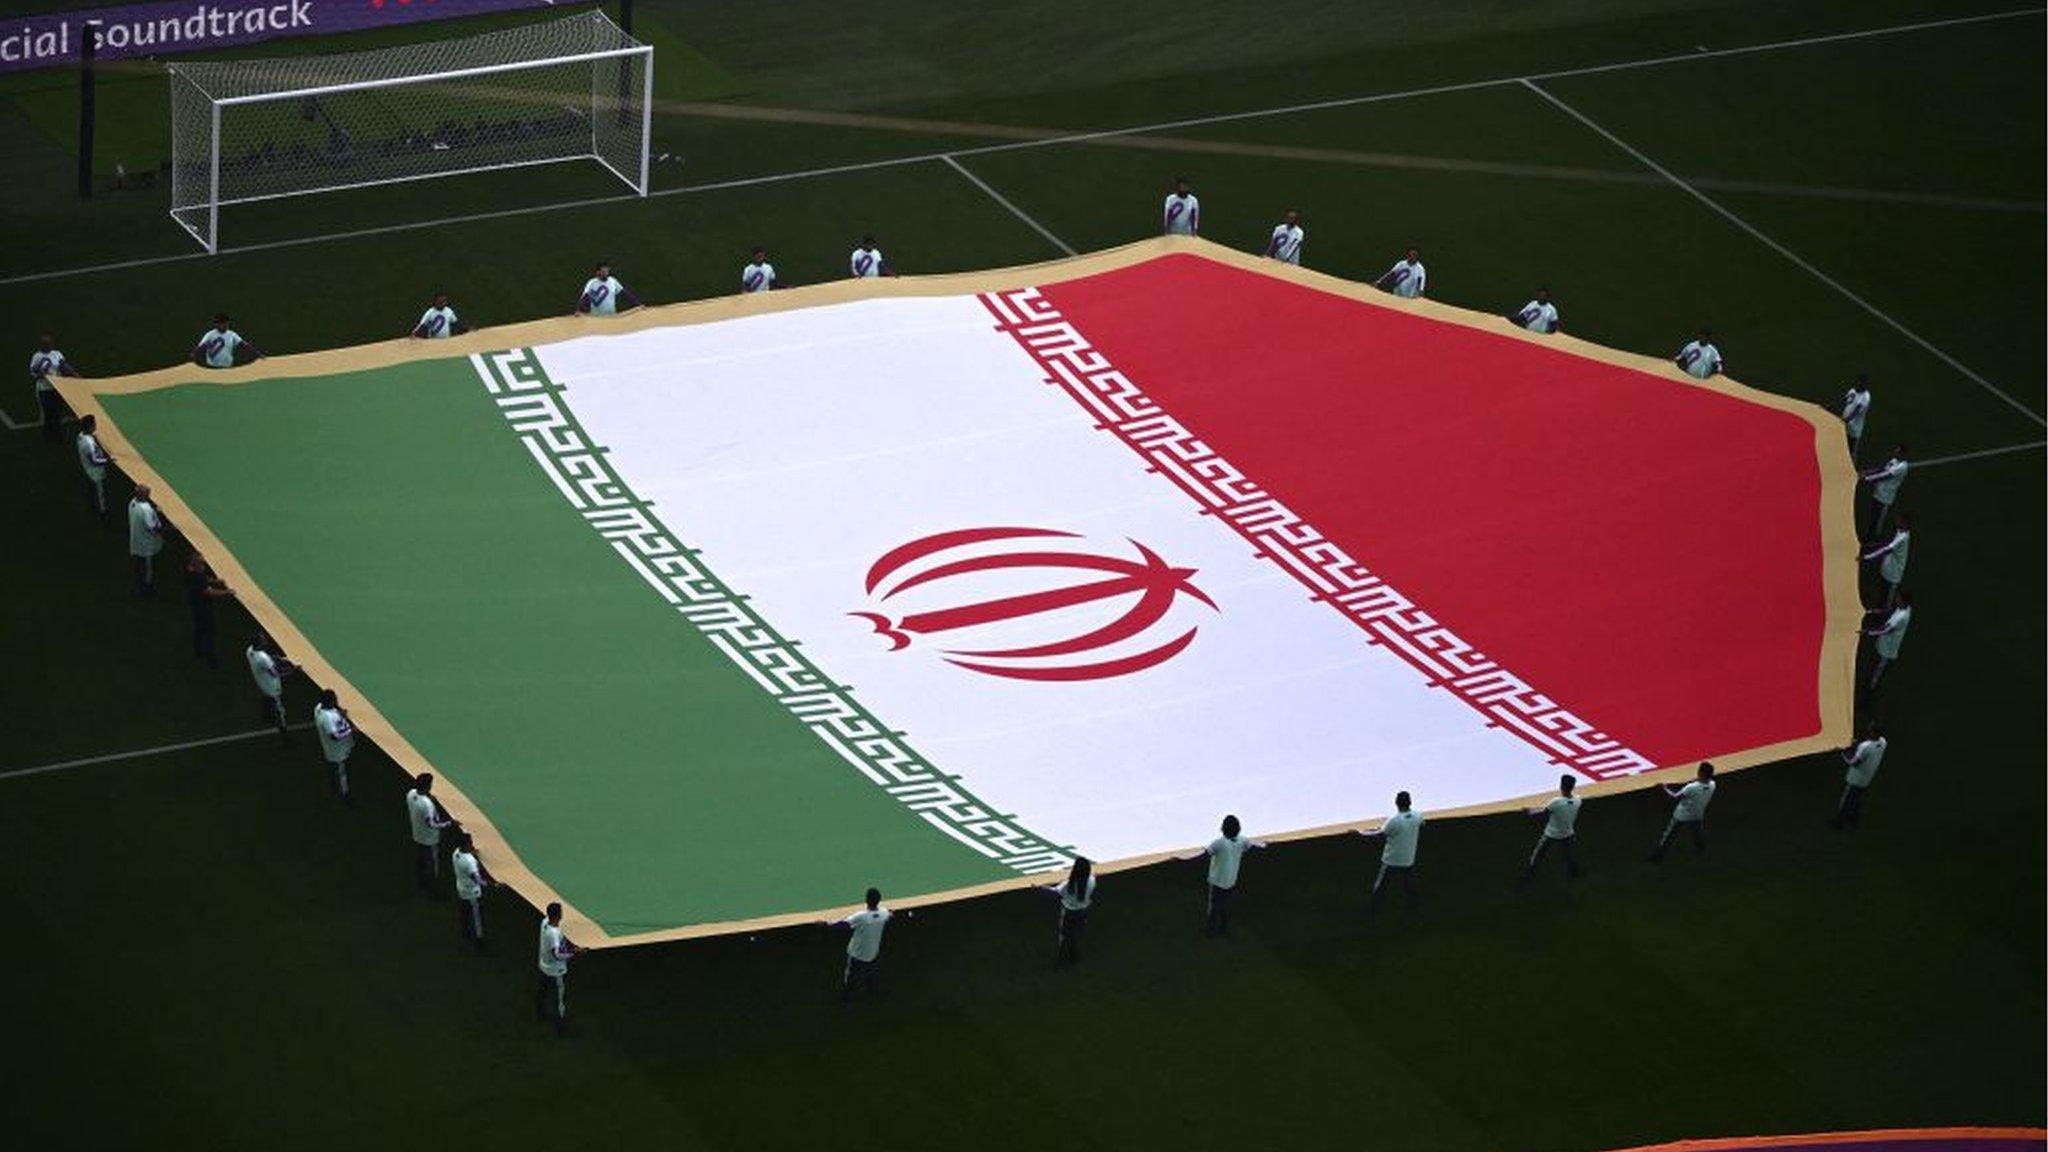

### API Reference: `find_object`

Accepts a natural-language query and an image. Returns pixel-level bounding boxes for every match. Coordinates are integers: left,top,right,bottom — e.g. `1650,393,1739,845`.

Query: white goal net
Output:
167,11,652,253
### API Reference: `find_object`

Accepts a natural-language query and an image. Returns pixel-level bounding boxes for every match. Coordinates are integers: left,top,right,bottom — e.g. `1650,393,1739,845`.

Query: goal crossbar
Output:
203,47,651,106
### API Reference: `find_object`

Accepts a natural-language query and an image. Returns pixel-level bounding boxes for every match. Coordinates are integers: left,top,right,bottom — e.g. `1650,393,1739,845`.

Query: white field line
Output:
0,722,316,782
0,6,2038,289
1917,440,2047,468
941,155,1077,256
1520,78,2046,429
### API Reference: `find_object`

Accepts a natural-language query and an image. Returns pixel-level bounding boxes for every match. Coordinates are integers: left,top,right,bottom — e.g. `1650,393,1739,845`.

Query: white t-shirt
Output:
314,702,356,763
842,907,892,961
537,919,570,976
1843,737,1887,788
1676,340,1722,378
1380,810,1423,866
30,348,67,394
1206,834,1251,889
195,328,243,368
76,431,109,478
1541,794,1582,839
1672,779,1716,822
1266,224,1304,264
1058,874,1097,912
581,276,626,315
452,848,484,900
1163,193,1200,235
1867,528,1910,584
127,499,164,557
1869,458,1909,504
415,306,459,338
247,646,283,698
741,261,776,293
1516,300,1560,334
406,788,446,845
850,247,884,278
1840,387,1871,435
1383,259,1427,298
1872,605,1911,659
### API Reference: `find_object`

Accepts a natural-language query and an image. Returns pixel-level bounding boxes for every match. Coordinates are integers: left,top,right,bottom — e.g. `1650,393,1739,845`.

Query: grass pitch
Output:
1,2,2041,1148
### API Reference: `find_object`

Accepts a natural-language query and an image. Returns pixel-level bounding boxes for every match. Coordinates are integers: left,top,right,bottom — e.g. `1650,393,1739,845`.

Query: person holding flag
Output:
410,293,465,339
741,246,778,293
30,333,80,442
76,414,112,525
1162,176,1200,236
1263,209,1305,265
575,262,640,316
1374,247,1427,299
452,832,497,951
1674,328,1723,379
127,484,167,597
1840,374,1873,462
536,902,581,1034
192,313,262,369
406,773,455,896
313,689,357,803
850,236,892,279
1860,513,1910,610
1860,444,1910,538
1834,723,1887,829
1510,288,1561,334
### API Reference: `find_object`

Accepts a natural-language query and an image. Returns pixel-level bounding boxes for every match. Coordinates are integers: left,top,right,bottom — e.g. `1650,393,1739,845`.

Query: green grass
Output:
1,1,2041,1148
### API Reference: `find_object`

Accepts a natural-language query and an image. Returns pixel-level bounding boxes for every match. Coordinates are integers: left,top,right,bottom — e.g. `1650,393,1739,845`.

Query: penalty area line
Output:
941,155,1077,256
0,722,317,783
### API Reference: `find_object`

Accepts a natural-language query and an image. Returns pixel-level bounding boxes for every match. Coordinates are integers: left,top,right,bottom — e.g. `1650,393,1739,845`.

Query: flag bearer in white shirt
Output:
1518,775,1584,885
1263,210,1305,265
31,333,80,442
312,688,356,803
1190,814,1265,937
1360,791,1423,914
192,313,261,369
1674,328,1723,379
1510,288,1561,334
76,413,112,524
246,630,295,744
1162,176,1200,236
406,772,455,896
850,236,891,279
1860,444,1910,538
575,262,640,316
740,246,778,293
1374,247,1427,298
827,887,895,1000
1649,762,1716,861
1834,723,1887,830
451,831,496,950
1840,374,1873,462
410,293,464,339
1861,592,1912,692
1043,856,1096,967
127,484,167,597
536,901,580,1034
1860,513,1910,611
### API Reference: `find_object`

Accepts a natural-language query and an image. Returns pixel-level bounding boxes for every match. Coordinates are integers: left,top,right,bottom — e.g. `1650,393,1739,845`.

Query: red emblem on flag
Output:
852,527,1216,682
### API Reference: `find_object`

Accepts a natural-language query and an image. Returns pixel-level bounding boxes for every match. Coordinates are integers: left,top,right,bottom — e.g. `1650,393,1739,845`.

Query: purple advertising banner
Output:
1,0,559,74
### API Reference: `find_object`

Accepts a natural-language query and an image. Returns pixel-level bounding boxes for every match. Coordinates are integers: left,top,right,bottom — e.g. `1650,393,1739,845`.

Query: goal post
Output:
167,11,652,253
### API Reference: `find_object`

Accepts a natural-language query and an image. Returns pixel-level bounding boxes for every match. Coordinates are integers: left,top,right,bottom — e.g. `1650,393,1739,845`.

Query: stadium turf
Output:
0,1,2040,1148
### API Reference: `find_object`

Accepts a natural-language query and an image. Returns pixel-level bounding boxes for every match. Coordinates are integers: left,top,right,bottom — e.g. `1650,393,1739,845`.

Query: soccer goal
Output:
166,11,652,253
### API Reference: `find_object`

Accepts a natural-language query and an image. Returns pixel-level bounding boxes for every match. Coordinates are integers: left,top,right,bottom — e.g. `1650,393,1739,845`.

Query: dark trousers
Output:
460,895,485,945
535,973,567,1031
415,842,441,895
1867,654,1894,692
1833,783,1867,829
38,389,64,441
1865,498,1893,539
1651,817,1706,860
191,609,217,666
85,475,106,517
1055,908,1088,966
1522,834,1582,881
259,692,287,740
1369,863,1418,913
327,757,350,800
1203,884,1235,936
132,554,155,596
841,956,878,1000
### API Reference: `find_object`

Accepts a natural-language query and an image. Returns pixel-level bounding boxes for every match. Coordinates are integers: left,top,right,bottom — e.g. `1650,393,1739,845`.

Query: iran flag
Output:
473,243,1853,884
